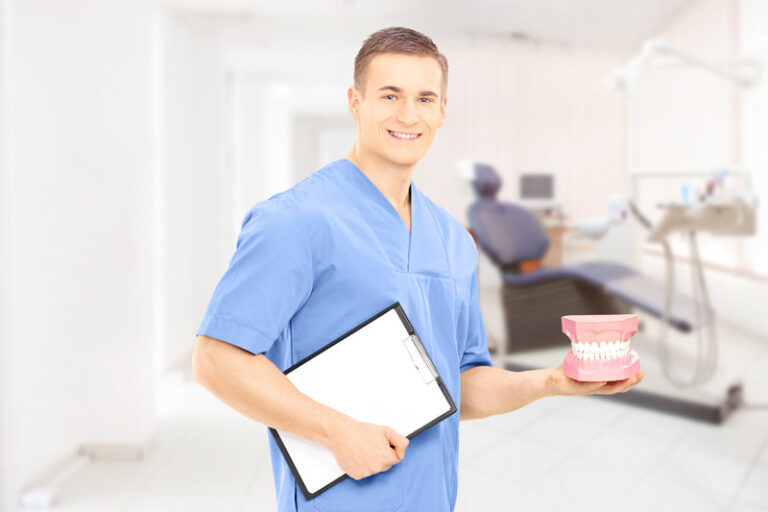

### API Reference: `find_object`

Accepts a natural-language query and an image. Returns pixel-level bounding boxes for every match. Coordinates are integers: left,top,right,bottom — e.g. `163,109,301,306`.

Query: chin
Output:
382,147,428,167
387,155,421,167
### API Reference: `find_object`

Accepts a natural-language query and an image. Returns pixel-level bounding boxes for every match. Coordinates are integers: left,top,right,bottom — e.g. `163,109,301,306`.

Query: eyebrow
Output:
377,85,438,98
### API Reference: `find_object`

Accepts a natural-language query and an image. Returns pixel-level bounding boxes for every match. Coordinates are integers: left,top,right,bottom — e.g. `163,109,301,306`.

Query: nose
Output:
396,99,419,126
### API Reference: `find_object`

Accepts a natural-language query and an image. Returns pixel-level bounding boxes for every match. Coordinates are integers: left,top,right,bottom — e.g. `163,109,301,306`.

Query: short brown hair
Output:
354,27,448,97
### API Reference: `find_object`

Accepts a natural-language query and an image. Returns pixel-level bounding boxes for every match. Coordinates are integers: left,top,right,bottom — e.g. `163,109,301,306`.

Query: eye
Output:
419,97,433,103
383,94,396,100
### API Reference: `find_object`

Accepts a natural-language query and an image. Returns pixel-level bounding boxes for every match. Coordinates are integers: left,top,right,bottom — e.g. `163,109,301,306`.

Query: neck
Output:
345,142,413,211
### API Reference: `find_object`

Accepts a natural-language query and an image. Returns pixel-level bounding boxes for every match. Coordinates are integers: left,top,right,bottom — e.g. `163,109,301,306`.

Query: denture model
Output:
561,314,641,382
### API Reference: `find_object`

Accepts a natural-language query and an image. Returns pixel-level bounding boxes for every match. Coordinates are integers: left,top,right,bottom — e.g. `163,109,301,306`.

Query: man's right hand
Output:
326,417,409,480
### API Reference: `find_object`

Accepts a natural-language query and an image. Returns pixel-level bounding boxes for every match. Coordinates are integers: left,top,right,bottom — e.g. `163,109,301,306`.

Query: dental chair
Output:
467,163,712,354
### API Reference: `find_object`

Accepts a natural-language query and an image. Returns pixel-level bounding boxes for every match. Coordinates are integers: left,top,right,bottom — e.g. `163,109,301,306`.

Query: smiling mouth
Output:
387,129,422,141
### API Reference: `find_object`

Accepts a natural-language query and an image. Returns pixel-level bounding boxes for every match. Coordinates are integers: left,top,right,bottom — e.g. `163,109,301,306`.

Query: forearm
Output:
459,365,553,420
193,337,349,447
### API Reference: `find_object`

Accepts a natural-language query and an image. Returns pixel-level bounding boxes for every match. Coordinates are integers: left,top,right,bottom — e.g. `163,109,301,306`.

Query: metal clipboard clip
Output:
402,334,438,384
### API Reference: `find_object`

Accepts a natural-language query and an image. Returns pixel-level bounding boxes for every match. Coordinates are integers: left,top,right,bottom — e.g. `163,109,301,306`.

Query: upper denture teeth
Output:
571,339,634,360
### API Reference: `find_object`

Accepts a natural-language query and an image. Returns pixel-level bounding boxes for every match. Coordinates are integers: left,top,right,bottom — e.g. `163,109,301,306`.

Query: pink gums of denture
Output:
562,314,641,382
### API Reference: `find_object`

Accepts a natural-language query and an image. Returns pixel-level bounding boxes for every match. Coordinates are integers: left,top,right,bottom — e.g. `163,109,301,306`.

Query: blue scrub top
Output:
197,158,492,512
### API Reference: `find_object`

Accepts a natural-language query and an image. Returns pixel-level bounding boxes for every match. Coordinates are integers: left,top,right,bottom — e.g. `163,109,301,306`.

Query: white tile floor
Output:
23,363,768,512
13,289,768,512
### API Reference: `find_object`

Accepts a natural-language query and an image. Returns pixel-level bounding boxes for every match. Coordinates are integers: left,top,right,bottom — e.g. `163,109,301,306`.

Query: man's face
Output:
348,53,447,168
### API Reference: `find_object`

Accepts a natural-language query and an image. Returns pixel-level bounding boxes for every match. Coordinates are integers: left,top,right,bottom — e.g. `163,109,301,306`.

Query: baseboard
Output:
18,431,156,509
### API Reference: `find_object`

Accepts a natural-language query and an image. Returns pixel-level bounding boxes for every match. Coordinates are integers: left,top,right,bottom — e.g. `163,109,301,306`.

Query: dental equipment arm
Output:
458,364,644,420
610,38,761,93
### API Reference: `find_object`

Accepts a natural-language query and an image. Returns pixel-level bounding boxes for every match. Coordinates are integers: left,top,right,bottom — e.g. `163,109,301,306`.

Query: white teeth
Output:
389,130,419,139
572,339,632,360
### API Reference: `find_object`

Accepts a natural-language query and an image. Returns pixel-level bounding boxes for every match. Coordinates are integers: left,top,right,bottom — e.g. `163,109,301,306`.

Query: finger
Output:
384,446,401,466
601,374,641,394
622,374,644,392
391,441,406,460
616,373,644,392
599,383,625,394
587,379,624,394
383,428,409,459
577,381,608,394
384,427,409,448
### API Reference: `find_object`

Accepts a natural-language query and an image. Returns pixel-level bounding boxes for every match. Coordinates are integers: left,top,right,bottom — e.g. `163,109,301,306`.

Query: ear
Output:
436,95,447,128
347,86,361,122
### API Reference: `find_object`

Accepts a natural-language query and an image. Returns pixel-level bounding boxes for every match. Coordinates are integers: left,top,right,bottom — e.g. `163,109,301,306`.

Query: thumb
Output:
383,427,409,459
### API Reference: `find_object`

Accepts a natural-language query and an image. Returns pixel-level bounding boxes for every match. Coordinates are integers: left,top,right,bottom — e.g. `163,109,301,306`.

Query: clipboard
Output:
269,302,457,500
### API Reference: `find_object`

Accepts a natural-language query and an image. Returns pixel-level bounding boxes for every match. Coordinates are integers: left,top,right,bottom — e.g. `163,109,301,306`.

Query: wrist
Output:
320,409,353,449
540,367,558,398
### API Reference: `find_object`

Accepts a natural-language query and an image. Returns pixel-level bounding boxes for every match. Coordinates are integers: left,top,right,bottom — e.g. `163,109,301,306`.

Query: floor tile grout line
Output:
508,407,628,502
613,426,691,502
116,406,210,512
55,420,199,512
459,409,551,462
461,408,555,440
235,444,272,510
724,434,768,512
613,411,768,508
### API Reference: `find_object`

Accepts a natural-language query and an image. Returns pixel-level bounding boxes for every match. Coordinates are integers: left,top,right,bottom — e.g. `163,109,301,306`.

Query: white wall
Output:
161,11,233,375
632,0,768,334
740,0,768,278
414,39,628,288
0,1,157,508
427,40,627,223
0,0,13,507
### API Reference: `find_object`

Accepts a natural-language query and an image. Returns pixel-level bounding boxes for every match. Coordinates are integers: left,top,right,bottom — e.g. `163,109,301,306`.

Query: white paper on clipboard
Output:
271,304,455,499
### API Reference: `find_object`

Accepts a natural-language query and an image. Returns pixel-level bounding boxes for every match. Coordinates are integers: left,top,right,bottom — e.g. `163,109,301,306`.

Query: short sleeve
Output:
196,205,313,355
459,258,494,374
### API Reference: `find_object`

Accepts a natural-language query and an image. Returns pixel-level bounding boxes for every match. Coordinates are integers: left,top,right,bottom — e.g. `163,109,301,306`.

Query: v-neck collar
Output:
334,158,451,277
338,158,414,271
340,158,413,233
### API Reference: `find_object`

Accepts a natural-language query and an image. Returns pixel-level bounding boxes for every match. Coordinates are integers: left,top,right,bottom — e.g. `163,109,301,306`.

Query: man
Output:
193,27,644,512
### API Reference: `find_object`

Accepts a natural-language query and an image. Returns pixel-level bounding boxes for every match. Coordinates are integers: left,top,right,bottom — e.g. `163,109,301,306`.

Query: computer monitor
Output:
520,173,554,200
519,173,560,216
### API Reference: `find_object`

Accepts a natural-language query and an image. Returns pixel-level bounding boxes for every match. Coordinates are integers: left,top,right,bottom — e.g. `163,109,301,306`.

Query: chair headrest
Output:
467,162,550,266
472,163,502,198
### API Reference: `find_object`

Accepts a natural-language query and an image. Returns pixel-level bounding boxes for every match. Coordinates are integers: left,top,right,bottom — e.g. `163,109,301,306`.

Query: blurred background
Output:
1,0,767,511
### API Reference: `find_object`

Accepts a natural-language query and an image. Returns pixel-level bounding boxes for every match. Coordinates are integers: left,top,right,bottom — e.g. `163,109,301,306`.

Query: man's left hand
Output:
545,363,645,397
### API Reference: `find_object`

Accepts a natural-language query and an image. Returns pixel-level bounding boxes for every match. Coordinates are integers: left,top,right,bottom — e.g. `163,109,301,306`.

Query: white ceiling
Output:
166,0,699,54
